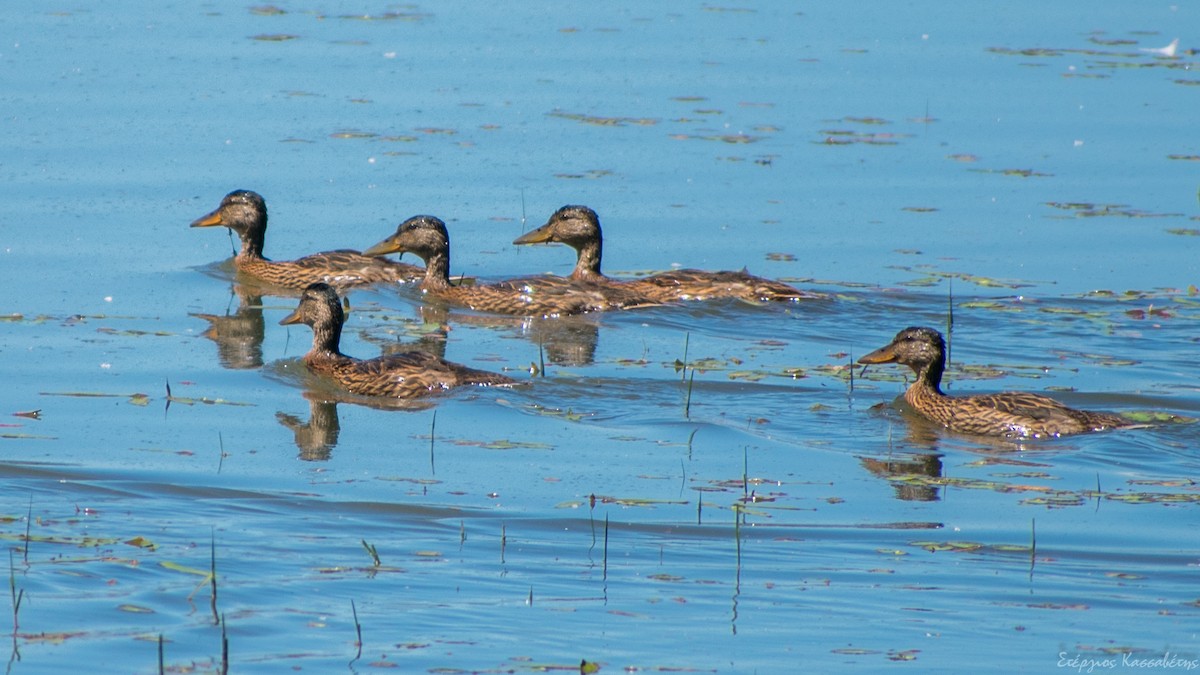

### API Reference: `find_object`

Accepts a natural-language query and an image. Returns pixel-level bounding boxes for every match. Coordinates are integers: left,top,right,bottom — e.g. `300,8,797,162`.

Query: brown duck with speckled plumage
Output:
191,190,423,290
363,214,658,317
858,326,1132,439
279,283,517,398
512,205,825,303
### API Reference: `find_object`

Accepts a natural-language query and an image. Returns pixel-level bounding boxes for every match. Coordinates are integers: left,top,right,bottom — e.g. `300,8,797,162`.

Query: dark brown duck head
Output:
858,326,947,391
279,282,344,355
363,215,452,283
191,189,269,258
513,205,604,280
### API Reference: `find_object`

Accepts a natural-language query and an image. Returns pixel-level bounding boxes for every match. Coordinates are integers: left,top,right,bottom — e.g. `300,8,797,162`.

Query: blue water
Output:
2,1,1199,673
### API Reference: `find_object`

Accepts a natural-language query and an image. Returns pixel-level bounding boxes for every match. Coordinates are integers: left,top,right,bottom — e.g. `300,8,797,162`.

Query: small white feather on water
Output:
1140,38,1179,57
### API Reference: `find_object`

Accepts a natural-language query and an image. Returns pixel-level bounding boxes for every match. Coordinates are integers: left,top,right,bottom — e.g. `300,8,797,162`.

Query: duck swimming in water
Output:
191,190,423,290
363,214,658,317
512,205,823,303
279,283,517,398
857,326,1132,439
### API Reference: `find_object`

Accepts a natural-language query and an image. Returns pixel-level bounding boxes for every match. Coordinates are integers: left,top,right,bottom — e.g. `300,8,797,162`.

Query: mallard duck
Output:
362,215,658,317
513,205,824,303
279,283,517,398
858,326,1132,439
191,190,424,290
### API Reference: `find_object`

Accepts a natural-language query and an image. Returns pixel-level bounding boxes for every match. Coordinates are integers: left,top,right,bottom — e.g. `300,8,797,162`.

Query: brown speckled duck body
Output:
279,283,516,398
191,190,424,290
513,205,824,303
363,215,657,317
858,326,1131,439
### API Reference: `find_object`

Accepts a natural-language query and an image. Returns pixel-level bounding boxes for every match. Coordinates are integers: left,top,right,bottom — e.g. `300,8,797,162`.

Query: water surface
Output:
2,1,1199,673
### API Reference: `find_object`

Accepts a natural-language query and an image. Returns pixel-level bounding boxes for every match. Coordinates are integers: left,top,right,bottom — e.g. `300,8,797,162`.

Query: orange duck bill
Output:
190,208,224,228
857,341,900,365
512,221,556,245
361,234,404,258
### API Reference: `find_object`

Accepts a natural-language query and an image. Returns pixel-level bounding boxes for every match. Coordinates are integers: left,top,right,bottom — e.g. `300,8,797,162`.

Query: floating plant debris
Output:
337,11,429,21
250,33,299,41
547,111,658,127
969,167,1053,178
330,130,378,139
816,129,909,145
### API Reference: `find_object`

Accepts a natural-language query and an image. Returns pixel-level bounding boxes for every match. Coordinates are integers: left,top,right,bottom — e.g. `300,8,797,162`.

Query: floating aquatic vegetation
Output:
890,266,1039,289
20,632,88,645
1044,201,1183,219
958,300,1021,312
1166,228,1200,236
947,153,980,162
117,604,155,614
1089,37,1138,47
554,169,613,180
590,495,688,507
547,111,658,127
96,327,173,337
1105,492,1200,504
1128,477,1197,487
1021,494,1087,508
39,391,154,406
450,438,554,450
816,129,909,146
336,11,429,21
727,370,768,382
969,167,1053,178
249,5,285,15
250,33,299,42
1120,411,1195,424
124,536,156,551
888,650,921,662
909,539,1031,554
901,206,938,213
765,252,796,262
674,133,762,144
1048,349,1138,367
843,116,890,125
329,130,378,139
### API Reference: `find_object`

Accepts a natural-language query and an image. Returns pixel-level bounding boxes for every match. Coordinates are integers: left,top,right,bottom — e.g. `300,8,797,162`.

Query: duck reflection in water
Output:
412,304,600,368
859,453,944,502
191,284,266,370
275,389,441,460
277,396,341,461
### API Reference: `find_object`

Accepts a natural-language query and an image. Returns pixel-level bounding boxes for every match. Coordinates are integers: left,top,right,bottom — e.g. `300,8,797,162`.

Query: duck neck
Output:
573,239,603,281
908,359,946,399
308,319,344,359
237,226,267,260
420,248,454,290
